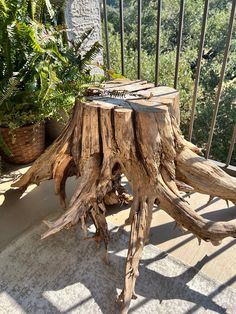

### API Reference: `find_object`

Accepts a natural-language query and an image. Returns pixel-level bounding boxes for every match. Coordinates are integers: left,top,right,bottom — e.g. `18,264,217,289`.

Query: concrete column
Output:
64,0,103,74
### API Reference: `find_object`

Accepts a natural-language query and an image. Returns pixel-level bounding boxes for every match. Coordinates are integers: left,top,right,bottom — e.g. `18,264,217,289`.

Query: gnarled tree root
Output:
12,80,236,313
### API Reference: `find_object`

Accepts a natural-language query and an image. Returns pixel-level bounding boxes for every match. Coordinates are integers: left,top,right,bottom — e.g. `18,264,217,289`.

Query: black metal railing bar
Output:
205,0,236,159
155,0,162,87
226,124,236,167
188,0,209,141
137,0,142,79
102,0,110,70
174,0,185,89
119,0,125,76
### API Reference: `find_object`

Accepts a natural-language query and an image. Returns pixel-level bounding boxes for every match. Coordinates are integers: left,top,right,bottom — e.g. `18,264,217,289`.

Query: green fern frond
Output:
80,41,102,71
0,135,11,156
16,21,45,53
71,28,94,53
29,0,37,20
0,0,8,17
0,77,19,106
45,0,56,22
47,44,68,63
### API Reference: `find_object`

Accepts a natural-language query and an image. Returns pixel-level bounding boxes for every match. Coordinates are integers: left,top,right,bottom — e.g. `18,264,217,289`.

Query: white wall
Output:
64,0,103,74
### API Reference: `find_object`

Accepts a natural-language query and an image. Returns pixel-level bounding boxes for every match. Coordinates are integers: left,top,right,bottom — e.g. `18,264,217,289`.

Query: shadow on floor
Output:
1,170,236,313
0,224,235,314
148,203,236,246
0,177,78,250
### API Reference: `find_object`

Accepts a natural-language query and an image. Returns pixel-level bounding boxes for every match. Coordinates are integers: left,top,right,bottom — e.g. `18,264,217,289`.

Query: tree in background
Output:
103,0,236,165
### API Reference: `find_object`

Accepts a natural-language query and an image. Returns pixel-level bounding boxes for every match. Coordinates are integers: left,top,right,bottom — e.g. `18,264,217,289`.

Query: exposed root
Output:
206,195,214,206
176,147,236,204
104,183,133,206
118,196,154,314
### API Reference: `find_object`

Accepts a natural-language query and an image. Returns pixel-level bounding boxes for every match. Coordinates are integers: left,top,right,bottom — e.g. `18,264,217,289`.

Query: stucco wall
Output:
64,0,103,74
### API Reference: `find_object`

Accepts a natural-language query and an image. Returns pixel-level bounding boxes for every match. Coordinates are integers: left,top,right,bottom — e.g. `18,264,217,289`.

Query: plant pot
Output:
46,118,67,140
46,110,68,140
0,122,45,164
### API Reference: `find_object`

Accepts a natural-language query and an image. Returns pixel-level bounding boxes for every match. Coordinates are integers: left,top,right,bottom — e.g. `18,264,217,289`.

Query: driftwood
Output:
12,79,236,313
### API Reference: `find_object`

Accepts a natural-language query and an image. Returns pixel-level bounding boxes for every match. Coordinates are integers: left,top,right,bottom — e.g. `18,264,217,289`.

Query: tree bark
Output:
12,79,236,313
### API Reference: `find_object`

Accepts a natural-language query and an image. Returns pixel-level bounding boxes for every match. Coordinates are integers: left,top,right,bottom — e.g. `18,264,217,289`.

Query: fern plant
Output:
0,0,67,128
43,27,103,121
0,1,103,129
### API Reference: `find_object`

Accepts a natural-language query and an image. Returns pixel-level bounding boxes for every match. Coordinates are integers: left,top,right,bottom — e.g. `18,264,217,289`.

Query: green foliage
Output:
0,136,11,156
0,1,102,129
43,28,102,121
104,0,236,165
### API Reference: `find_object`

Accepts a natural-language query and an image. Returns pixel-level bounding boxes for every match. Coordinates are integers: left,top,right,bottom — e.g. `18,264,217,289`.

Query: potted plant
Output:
0,0,104,163
0,0,67,164
0,75,49,164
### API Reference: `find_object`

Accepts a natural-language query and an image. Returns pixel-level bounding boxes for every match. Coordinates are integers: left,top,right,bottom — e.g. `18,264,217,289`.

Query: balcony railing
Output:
100,0,236,168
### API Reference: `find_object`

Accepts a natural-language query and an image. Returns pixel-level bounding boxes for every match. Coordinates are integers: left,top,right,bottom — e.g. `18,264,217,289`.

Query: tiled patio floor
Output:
1,164,236,291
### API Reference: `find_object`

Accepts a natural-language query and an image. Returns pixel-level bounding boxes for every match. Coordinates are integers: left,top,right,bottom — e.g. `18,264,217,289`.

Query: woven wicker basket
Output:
0,122,45,164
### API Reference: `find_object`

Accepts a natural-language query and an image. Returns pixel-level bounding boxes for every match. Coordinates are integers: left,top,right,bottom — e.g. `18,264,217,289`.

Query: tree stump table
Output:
13,79,236,313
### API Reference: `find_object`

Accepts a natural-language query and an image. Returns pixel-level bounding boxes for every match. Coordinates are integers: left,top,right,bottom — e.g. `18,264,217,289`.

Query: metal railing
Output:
101,0,236,168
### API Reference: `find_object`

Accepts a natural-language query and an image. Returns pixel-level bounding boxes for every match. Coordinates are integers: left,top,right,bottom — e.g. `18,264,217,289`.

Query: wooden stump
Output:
12,79,236,313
